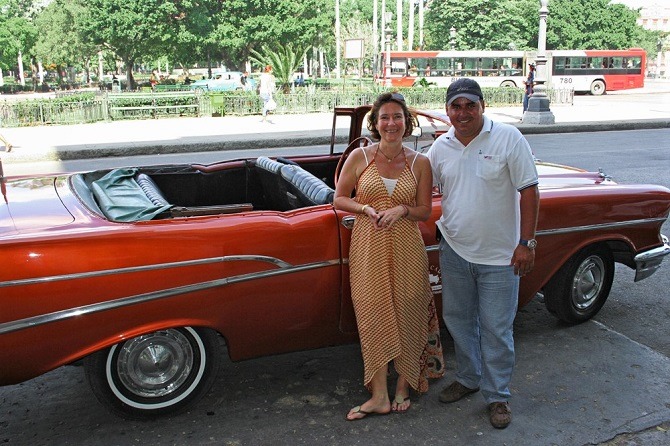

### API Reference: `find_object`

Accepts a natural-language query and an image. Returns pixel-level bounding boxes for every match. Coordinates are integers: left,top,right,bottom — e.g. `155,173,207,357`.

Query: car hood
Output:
0,176,74,236
536,162,616,188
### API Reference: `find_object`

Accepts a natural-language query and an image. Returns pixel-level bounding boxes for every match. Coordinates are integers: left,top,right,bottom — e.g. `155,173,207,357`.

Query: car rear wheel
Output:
543,245,614,324
500,80,516,88
84,327,220,419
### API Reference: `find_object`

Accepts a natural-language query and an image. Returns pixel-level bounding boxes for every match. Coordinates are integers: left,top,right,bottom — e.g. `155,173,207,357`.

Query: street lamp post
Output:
522,0,555,124
385,12,393,87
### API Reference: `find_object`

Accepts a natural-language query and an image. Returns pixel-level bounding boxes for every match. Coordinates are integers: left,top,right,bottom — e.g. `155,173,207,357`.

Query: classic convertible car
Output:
1,105,669,420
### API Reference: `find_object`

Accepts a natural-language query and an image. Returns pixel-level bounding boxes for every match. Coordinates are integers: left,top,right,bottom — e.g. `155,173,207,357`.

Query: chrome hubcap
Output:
571,255,605,310
115,329,194,398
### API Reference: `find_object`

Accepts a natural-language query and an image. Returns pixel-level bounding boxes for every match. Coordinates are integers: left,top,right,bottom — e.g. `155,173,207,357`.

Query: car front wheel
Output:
543,245,614,324
84,327,220,419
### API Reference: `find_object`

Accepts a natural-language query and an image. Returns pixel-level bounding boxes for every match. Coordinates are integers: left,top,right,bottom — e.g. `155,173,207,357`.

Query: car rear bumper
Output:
634,234,670,282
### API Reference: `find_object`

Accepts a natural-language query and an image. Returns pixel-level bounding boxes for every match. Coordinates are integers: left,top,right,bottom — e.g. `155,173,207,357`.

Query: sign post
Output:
345,39,365,89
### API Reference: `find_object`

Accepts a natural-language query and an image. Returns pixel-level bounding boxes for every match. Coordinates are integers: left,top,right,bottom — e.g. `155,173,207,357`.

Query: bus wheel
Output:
590,80,606,96
500,81,516,88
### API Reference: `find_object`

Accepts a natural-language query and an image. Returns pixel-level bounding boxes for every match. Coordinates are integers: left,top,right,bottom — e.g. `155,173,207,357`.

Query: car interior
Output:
70,156,338,222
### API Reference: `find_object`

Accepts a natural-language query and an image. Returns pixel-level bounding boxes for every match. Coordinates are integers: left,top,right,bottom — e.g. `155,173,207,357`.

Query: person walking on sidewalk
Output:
427,78,539,429
522,63,536,113
258,65,276,123
0,134,12,152
334,92,444,421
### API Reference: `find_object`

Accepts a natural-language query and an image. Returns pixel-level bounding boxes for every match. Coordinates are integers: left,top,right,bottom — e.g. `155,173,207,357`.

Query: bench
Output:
105,91,201,119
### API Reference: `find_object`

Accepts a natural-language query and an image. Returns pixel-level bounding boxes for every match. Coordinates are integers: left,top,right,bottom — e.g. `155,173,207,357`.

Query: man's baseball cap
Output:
446,78,484,106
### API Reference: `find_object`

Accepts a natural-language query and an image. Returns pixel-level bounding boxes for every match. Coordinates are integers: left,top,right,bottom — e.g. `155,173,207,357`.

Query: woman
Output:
334,92,444,421
258,65,276,122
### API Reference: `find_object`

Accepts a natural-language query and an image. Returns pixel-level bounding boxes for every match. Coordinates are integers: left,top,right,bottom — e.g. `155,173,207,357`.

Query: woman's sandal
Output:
391,395,411,413
345,405,391,421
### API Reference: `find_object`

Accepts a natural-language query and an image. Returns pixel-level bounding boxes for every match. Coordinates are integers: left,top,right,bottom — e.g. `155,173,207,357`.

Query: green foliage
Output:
0,0,39,71
0,0,660,89
78,0,220,88
250,44,308,92
414,77,437,88
33,0,97,80
212,0,330,71
546,0,656,50
425,0,538,51
424,0,655,52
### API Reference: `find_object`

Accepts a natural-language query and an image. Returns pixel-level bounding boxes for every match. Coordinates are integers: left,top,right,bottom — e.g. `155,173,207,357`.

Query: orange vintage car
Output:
1,105,669,419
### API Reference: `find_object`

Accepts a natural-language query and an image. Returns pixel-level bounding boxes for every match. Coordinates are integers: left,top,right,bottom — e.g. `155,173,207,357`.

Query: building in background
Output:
634,2,669,78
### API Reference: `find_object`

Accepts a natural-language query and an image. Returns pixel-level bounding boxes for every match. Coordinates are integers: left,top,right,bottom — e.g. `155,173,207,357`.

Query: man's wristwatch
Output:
519,238,537,250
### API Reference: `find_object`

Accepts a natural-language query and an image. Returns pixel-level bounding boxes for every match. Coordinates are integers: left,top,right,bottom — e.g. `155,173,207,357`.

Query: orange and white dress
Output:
349,148,444,393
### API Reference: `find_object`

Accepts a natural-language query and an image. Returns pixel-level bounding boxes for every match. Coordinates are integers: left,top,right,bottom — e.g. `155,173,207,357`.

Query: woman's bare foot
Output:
346,397,391,421
392,376,411,413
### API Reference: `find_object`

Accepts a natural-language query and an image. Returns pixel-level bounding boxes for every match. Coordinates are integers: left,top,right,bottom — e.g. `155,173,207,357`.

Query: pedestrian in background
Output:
258,65,276,123
523,62,536,112
427,78,539,429
241,71,252,91
149,70,158,91
0,133,12,152
334,92,444,421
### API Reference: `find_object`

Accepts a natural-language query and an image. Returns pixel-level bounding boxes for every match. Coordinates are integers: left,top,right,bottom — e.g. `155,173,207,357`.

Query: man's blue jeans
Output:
439,240,519,403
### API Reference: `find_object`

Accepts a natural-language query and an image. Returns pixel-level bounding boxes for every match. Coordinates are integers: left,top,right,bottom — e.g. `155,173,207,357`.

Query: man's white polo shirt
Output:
427,115,538,265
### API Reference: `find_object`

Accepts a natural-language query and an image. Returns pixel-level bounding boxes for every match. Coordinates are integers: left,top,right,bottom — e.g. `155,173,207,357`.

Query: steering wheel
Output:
334,136,373,186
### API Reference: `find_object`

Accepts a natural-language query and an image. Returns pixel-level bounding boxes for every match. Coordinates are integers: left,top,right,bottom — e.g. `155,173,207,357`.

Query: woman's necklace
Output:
378,145,403,163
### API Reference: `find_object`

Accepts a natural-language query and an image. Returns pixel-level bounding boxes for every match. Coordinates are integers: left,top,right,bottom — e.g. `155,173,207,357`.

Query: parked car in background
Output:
1,105,668,420
188,70,252,92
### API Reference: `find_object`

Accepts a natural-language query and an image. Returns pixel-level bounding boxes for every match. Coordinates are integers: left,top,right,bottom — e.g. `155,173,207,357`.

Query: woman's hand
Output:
374,205,407,230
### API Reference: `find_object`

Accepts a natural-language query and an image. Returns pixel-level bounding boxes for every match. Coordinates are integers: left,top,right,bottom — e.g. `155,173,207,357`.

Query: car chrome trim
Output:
633,234,670,282
0,255,292,288
0,259,339,335
536,217,667,236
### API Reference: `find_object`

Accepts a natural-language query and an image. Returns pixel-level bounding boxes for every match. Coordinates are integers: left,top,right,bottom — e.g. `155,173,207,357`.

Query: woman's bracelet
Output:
401,204,409,217
361,204,369,214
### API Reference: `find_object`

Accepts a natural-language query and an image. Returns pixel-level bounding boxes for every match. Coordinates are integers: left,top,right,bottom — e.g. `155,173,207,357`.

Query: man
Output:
427,78,539,429
523,63,536,112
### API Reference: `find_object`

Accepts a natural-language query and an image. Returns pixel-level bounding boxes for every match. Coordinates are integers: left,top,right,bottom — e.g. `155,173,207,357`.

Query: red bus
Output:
380,48,646,95
542,48,646,95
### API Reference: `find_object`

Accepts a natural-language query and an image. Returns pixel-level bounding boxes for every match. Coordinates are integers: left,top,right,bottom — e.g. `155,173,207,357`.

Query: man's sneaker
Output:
488,402,512,429
438,381,479,403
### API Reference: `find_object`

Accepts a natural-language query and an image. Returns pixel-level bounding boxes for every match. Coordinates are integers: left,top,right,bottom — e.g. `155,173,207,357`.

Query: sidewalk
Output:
1,82,669,164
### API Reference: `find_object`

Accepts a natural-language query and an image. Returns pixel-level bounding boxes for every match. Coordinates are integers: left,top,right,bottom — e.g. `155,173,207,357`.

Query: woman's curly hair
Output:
366,92,415,140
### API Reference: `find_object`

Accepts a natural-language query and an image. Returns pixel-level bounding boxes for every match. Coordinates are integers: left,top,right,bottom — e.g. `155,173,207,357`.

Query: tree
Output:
250,44,308,92
79,0,214,89
33,0,98,86
546,0,655,51
424,0,538,51
423,0,657,54
212,0,331,72
0,0,39,83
